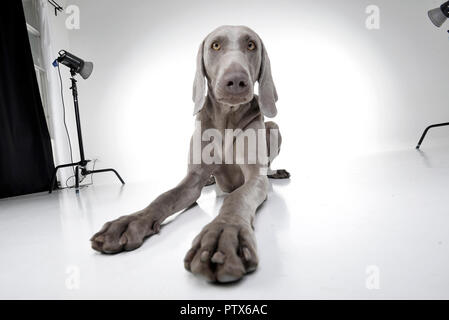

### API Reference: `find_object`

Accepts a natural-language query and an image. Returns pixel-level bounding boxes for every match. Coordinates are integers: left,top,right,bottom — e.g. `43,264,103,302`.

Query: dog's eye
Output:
211,42,221,51
247,41,256,51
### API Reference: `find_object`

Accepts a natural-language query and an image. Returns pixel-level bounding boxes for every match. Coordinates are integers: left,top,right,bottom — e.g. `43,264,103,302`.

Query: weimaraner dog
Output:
91,25,290,283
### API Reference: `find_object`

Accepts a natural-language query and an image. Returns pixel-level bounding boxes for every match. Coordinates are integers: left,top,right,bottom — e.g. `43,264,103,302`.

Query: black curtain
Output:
0,1,55,198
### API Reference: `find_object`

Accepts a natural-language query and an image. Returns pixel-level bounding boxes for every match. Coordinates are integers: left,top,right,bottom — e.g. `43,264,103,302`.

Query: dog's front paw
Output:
90,213,159,254
184,220,258,283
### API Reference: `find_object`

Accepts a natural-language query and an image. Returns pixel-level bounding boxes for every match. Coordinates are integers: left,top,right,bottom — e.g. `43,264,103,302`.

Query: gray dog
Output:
91,25,290,283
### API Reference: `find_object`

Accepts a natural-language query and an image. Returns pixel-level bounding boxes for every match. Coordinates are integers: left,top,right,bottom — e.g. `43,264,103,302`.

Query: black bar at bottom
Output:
0,300,448,318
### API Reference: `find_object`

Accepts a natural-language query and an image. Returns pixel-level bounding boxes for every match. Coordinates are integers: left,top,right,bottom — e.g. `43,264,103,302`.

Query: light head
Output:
55,50,93,79
428,1,449,27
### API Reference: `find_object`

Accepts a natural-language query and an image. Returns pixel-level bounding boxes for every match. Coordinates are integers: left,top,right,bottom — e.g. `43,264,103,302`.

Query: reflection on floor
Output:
1,145,449,299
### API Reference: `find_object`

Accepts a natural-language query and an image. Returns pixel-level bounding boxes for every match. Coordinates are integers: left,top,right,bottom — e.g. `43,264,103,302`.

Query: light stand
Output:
49,69,125,193
416,1,449,149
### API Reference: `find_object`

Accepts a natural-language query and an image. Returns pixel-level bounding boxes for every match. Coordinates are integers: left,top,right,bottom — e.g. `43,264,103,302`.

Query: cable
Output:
90,159,97,185
65,173,76,188
57,63,75,186
64,159,97,189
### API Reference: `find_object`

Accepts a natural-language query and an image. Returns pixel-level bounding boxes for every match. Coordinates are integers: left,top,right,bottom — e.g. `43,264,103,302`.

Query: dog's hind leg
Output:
265,121,290,179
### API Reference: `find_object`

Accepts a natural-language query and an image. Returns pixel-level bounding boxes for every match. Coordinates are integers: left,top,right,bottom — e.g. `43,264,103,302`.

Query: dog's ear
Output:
257,40,278,118
192,41,206,115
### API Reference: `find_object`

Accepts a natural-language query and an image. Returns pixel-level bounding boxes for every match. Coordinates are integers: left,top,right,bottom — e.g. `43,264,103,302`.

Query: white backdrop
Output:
53,0,449,185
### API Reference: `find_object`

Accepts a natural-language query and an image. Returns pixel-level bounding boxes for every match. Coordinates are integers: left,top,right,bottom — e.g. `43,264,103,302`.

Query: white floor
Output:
1,145,449,299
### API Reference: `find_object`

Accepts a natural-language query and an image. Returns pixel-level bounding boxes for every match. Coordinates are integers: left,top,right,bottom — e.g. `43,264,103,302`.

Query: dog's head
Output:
193,25,277,117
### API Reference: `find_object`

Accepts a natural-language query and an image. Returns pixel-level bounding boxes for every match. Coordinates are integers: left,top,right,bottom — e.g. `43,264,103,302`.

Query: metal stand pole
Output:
49,70,125,193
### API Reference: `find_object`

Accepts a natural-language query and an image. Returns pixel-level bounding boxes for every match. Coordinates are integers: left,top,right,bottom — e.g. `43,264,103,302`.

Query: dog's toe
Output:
268,169,290,179
185,221,258,283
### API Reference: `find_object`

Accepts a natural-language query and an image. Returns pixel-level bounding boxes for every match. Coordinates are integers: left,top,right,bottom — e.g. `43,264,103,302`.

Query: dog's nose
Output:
223,72,249,95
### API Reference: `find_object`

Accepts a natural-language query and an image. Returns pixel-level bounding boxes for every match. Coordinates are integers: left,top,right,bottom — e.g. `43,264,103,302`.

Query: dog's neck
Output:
202,92,261,131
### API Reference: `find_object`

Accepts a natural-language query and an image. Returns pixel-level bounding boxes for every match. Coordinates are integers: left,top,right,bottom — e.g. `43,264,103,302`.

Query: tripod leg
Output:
416,126,432,149
75,165,80,192
416,122,449,149
86,168,125,184
49,162,79,193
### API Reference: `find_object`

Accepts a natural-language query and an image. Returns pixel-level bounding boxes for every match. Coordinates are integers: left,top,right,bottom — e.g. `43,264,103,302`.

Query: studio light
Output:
50,50,124,192
428,0,449,27
54,50,93,79
416,1,449,149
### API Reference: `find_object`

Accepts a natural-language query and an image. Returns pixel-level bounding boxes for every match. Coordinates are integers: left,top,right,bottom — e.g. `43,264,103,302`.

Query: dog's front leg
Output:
184,165,268,283
91,165,213,254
